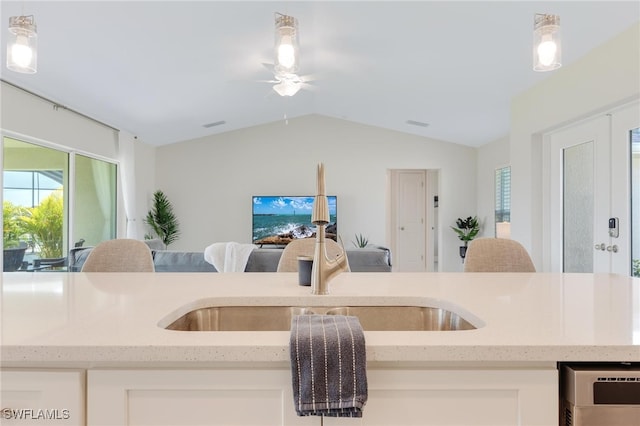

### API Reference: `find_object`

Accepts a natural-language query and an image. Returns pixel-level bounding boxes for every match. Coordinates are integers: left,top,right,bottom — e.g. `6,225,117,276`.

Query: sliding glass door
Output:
73,154,117,247
3,137,69,264
2,135,117,270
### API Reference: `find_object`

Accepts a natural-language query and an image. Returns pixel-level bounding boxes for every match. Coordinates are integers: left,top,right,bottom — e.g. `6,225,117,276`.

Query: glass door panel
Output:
3,137,69,267
548,115,610,273
563,142,594,273
73,154,117,246
632,128,639,277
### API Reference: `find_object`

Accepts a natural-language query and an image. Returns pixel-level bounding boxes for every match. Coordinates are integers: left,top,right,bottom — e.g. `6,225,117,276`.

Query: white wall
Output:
1,82,118,159
510,23,640,268
1,81,157,241
155,114,477,272
133,139,157,239
476,136,510,238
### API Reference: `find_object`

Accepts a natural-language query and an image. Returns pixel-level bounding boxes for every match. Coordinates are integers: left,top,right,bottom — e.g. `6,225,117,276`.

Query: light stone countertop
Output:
1,272,639,368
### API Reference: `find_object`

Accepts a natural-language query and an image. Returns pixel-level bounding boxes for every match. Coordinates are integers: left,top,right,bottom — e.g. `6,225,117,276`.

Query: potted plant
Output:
352,233,369,248
451,216,479,259
145,190,180,249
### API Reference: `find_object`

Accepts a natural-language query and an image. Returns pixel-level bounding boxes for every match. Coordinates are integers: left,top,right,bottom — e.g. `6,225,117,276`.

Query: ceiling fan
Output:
258,63,315,97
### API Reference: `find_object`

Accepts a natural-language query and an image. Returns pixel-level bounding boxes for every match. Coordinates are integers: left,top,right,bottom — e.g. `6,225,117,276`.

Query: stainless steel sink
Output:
164,305,476,331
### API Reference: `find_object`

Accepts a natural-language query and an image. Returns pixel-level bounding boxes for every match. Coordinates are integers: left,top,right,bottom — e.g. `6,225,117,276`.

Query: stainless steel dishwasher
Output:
560,363,640,426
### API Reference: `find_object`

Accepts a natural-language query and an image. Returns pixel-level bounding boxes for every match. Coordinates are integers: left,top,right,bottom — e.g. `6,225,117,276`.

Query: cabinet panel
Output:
88,369,316,426
0,369,85,426
88,368,557,426
325,369,557,425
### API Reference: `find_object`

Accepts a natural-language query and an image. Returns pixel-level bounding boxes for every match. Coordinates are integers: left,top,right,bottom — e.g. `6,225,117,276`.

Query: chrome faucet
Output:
311,163,349,295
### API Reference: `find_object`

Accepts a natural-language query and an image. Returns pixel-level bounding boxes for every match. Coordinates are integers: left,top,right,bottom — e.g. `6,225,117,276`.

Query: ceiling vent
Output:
203,120,226,128
406,120,429,128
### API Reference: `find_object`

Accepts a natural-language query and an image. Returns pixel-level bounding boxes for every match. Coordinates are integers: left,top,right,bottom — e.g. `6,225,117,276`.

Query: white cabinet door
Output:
88,369,316,426
325,368,557,426
0,369,85,426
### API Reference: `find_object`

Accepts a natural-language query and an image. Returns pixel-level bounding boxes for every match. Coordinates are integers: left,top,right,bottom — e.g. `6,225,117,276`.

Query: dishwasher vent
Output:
562,405,573,426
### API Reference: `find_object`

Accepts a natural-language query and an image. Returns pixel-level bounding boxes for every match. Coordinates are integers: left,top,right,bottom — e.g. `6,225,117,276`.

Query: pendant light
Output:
533,13,561,72
274,13,299,78
7,14,37,74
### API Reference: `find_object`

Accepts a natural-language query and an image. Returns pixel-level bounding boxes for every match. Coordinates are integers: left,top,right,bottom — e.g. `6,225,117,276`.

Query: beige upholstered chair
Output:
277,238,350,272
463,238,535,272
81,239,155,272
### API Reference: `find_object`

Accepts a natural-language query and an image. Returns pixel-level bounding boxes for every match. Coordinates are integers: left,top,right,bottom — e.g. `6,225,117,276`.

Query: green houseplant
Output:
451,216,480,259
145,190,180,249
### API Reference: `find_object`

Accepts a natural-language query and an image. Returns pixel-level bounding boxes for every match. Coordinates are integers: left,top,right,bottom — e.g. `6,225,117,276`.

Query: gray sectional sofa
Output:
69,246,392,272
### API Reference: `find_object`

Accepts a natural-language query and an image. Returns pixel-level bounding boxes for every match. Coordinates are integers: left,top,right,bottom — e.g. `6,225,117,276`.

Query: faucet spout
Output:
311,225,349,295
310,162,348,295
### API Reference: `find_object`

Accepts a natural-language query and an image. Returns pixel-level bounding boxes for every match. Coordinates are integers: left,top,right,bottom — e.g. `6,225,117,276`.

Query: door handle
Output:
594,243,606,251
606,245,618,253
400,227,405,231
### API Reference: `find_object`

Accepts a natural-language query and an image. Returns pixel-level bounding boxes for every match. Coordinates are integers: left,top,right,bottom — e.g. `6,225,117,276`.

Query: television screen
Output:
252,196,337,245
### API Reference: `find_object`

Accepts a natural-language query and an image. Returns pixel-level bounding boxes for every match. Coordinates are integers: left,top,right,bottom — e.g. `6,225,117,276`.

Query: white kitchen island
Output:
1,272,638,425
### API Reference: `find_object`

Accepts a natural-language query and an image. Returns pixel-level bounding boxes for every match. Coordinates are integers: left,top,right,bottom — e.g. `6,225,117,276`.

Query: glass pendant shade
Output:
533,13,561,72
274,13,299,76
7,15,37,74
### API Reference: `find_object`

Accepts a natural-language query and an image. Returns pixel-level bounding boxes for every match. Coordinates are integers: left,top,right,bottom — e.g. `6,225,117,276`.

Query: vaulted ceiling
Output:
1,1,638,147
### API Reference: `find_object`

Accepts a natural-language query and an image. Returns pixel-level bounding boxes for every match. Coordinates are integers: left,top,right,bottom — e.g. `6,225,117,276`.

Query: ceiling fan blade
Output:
300,82,318,92
297,73,318,83
261,62,276,73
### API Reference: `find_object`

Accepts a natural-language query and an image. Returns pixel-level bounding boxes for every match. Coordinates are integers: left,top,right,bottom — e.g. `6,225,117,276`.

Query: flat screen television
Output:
252,196,337,245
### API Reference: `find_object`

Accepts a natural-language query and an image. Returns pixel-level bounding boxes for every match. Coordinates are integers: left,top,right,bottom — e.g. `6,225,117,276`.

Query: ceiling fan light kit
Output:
533,13,562,72
273,75,302,97
6,14,38,74
272,12,304,97
274,13,299,76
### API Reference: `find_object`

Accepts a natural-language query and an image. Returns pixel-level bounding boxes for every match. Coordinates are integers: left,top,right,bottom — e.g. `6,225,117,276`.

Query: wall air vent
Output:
203,120,226,128
406,120,429,128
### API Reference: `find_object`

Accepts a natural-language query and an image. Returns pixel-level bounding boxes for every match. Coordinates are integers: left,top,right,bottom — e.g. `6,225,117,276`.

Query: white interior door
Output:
547,102,638,274
389,170,427,272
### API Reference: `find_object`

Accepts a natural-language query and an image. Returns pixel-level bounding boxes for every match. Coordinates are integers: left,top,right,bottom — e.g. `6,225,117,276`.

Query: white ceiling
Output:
1,1,638,147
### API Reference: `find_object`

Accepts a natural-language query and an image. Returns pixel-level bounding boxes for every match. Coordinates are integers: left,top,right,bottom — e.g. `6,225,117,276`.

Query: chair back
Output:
463,238,535,272
3,247,26,272
81,239,155,272
277,238,350,272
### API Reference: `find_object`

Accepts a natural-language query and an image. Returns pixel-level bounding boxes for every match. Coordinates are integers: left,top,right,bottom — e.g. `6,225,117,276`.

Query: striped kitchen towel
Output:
290,314,368,417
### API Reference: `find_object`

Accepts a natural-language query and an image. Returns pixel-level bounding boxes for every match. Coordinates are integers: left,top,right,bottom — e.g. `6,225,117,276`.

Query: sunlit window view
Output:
632,128,640,277
2,137,117,271
494,166,511,238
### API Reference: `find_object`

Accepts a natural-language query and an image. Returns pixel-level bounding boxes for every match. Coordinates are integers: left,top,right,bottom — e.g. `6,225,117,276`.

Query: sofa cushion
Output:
347,247,392,272
244,249,283,272
153,251,216,272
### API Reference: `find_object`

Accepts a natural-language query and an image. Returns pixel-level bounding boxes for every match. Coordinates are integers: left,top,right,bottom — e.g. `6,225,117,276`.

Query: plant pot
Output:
459,246,468,259
3,247,26,272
